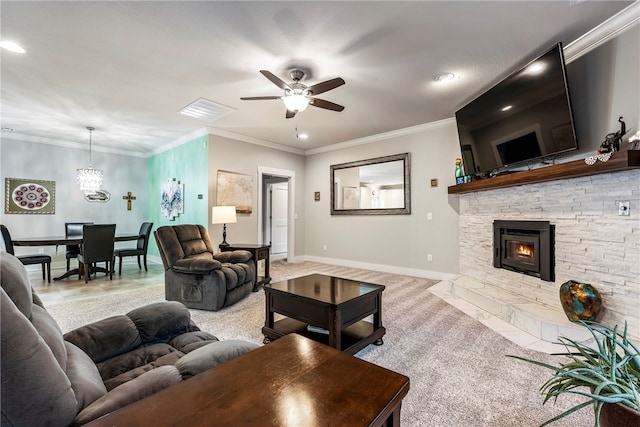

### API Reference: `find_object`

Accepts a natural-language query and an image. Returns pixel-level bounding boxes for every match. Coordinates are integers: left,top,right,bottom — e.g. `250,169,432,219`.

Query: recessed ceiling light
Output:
434,73,456,83
501,105,513,112
297,133,308,140
0,41,26,53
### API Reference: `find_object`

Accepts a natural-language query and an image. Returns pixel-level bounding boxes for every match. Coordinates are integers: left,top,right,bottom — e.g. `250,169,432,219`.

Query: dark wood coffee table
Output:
86,334,410,427
262,274,386,354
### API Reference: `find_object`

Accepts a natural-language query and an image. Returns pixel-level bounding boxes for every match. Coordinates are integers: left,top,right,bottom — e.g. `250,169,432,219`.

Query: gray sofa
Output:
0,253,258,426
154,224,255,311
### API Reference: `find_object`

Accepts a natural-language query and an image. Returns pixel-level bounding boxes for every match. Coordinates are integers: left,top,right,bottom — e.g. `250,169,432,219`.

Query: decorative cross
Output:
122,191,137,211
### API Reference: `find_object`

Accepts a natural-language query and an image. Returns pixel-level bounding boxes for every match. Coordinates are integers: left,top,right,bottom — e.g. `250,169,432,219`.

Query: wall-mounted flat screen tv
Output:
455,43,578,176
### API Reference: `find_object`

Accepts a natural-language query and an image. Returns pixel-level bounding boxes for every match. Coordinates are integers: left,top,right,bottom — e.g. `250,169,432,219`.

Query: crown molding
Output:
0,131,148,158
206,127,305,155
564,1,639,63
304,118,456,156
146,127,210,157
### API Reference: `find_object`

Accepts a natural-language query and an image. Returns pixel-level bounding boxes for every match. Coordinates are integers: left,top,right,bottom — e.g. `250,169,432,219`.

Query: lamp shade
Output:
212,206,237,224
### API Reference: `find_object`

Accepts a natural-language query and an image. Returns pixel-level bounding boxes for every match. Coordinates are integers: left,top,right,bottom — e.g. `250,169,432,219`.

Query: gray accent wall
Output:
0,137,147,263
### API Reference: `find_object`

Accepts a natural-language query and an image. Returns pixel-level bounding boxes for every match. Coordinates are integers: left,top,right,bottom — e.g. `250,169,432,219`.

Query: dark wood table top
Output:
86,334,409,427
266,273,385,305
12,234,140,246
220,242,271,250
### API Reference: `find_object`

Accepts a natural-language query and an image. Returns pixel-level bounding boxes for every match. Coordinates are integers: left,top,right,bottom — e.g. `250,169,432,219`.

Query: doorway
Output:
257,167,295,262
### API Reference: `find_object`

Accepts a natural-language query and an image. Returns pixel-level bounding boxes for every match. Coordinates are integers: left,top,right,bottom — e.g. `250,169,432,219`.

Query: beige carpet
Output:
46,261,593,426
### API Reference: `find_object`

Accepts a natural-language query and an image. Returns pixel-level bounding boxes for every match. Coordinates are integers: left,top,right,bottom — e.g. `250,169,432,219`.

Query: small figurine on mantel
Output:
598,116,627,154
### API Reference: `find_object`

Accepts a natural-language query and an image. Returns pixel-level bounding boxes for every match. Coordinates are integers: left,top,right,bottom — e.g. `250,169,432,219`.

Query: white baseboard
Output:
300,255,455,281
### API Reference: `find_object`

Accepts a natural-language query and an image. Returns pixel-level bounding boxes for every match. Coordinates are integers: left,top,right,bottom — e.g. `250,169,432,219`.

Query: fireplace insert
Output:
493,220,554,281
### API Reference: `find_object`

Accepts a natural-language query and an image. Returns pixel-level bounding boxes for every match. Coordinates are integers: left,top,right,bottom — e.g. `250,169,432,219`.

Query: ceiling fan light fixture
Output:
283,94,309,112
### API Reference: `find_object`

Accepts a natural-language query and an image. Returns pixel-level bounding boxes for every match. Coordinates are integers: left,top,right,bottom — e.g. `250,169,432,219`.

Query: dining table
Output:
12,233,140,280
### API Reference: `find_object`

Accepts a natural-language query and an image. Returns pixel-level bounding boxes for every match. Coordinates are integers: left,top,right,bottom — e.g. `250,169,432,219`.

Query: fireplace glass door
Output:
501,233,540,274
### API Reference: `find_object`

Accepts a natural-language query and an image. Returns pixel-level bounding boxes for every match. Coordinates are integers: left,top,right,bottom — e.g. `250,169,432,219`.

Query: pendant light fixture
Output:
76,126,103,194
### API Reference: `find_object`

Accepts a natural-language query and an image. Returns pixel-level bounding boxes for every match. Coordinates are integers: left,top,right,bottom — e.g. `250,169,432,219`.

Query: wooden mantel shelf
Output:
448,150,640,194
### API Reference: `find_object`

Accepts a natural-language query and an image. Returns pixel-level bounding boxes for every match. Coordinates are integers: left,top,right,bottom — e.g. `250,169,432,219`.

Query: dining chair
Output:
0,224,51,283
77,224,116,284
114,222,153,275
65,222,93,271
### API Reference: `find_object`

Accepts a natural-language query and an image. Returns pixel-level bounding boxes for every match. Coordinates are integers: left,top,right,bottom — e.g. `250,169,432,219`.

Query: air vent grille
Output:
178,98,236,122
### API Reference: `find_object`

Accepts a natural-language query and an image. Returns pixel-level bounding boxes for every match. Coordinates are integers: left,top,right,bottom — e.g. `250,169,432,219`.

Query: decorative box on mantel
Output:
448,150,640,194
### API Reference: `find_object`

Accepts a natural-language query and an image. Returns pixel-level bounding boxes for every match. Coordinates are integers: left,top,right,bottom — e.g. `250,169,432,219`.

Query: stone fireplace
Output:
432,167,639,349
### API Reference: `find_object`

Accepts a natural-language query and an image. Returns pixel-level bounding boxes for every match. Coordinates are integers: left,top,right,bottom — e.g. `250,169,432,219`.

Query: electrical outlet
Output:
427,254,433,262
427,212,433,220
618,201,630,216
38,248,44,254
323,244,327,251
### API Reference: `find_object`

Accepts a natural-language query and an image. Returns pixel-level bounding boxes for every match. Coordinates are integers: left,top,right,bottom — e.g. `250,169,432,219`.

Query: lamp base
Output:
220,223,230,246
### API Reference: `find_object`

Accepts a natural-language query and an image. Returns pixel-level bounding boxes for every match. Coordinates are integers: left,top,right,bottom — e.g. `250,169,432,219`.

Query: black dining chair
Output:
65,222,93,271
0,224,51,283
77,224,116,284
114,222,153,275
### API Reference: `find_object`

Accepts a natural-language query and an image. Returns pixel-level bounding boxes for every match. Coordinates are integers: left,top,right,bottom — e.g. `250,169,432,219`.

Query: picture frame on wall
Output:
5,178,56,214
216,170,253,214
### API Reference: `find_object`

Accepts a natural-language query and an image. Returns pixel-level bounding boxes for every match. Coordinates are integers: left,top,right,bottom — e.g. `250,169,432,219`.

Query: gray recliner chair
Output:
154,224,255,311
0,253,259,426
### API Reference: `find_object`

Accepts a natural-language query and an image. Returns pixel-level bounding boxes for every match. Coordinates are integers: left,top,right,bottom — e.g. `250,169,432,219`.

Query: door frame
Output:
257,166,295,261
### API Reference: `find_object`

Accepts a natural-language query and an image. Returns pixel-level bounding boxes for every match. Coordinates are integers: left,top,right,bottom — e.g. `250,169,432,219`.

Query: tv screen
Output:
455,43,578,176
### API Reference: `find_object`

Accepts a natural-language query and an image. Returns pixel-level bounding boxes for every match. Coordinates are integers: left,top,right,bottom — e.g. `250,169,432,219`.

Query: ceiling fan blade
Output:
286,109,296,119
240,96,282,100
260,70,291,90
309,97,345,112
307,78,345,96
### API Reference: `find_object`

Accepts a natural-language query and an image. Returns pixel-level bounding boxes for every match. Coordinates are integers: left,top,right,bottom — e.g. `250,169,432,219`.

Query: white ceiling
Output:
0,1,634,156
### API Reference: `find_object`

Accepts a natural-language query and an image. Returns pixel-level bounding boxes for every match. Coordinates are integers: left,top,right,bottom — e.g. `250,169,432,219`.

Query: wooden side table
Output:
219,243,271,291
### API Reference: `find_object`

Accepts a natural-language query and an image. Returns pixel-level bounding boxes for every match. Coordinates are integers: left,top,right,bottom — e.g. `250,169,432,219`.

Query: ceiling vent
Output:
178,98,236,122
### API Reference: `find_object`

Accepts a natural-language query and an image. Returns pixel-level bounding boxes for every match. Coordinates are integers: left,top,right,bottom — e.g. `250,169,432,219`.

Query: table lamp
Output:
212,206,237,246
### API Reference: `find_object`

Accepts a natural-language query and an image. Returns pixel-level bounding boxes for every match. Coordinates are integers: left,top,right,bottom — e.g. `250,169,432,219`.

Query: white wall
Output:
0,137,148,263
304,120,461,278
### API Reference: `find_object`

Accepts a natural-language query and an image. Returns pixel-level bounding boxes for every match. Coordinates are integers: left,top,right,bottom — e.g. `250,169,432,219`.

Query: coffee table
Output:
262,274,386,354
85,334,409,427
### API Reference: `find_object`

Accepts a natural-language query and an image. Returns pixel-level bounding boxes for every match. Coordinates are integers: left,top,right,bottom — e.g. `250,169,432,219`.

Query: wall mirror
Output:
330,153,411,215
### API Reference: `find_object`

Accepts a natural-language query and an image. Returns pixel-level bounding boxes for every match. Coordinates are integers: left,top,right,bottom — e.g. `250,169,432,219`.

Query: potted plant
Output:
508,321,640,426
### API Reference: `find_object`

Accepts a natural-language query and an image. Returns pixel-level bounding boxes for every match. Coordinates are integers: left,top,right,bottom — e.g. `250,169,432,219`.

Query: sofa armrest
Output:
213,250,253,264
73,365,181,426
175,340,259,379
172,257,222,274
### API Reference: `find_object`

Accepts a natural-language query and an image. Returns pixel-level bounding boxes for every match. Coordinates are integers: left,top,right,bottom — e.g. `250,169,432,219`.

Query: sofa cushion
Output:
64,315,142,363
175,339,260,379
169,330,219,352
1,288,78,427
102,350,184,391
127,301,193,344
65,342,107,412
96,343,180,382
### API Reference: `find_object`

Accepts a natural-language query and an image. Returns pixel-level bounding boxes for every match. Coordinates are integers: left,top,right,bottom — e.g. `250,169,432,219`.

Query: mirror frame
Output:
330,152,411,215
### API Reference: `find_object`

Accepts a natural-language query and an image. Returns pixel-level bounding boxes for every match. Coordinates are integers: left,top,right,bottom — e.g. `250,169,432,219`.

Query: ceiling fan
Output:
241,69,345,119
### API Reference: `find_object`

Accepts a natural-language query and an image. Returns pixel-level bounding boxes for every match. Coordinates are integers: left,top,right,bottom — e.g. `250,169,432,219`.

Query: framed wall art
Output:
161,178,184,221
216,170,253,214
5,178,56,214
